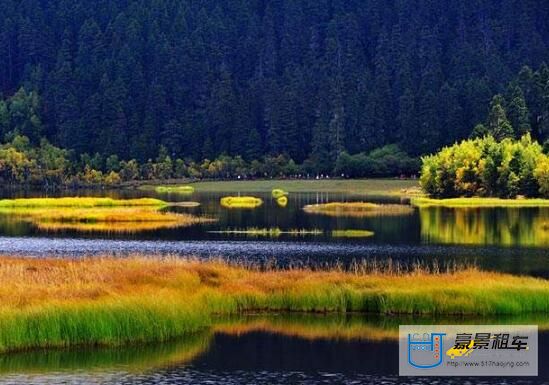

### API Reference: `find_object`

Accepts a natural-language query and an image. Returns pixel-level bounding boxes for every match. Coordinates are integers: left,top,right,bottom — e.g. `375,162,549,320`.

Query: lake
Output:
0,184,547,384
0,188,547,275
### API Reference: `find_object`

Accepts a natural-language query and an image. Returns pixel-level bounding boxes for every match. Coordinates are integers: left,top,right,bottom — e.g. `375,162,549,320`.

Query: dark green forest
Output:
1,0,549,183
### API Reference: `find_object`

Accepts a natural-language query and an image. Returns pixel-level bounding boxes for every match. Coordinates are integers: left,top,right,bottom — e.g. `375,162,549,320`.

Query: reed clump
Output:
220,196,263,209
0,256,547,353
303,202,414,217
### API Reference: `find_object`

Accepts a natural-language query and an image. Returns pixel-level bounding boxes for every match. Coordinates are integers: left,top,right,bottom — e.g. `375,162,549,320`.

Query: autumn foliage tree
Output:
421,135,549,198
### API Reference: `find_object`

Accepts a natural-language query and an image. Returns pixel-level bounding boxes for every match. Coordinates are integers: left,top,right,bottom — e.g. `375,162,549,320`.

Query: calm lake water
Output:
0,189,547,275
0,187,547,384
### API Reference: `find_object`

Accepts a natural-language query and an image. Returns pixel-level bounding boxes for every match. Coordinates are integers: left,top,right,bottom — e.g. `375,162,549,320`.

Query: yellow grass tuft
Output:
220,196,263,209
155,185,195,194
271,189,289,199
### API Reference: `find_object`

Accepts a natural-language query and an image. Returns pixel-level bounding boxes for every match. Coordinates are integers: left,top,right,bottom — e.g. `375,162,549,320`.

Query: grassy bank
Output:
147,179,420,196
412,197,549,208
0,256,547,353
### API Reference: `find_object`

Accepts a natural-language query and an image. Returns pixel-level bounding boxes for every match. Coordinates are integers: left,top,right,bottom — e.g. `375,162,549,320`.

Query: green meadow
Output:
149,179,420,196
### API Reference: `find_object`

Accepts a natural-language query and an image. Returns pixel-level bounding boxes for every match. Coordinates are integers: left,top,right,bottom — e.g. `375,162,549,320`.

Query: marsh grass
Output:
220,196,263,209
0,197,167,208
303,202,414,217
34,210,211,233
332,229,375,238
0,256,546,353
412,197,549,208
0,202,212,233
208,227,323,237
155,186,195,194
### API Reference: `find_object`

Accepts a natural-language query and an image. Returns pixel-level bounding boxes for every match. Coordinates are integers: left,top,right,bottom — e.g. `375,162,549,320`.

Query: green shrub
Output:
420,134,548,198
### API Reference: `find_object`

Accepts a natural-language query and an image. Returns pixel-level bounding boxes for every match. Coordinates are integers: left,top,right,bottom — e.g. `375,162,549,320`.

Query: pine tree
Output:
486,95,514,141
505,85,531,136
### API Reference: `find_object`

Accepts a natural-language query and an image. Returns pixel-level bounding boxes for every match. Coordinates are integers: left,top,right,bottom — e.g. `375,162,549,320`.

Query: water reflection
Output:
0,314,547,384
0,332,211,375
420,207,549,247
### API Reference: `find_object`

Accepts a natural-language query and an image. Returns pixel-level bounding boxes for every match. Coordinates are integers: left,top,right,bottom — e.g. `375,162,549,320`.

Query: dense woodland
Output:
1,0,549,185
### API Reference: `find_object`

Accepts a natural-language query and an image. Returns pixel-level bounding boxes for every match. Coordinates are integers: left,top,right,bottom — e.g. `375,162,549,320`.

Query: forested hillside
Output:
1,0,549,174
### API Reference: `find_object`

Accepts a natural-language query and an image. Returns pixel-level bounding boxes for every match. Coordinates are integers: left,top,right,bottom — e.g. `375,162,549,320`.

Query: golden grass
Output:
220,196,263,209
0,197,167,208
0,206,212,233
0,256,546,353
303,202,414,217
412,197,549,208
35,213,210,233
332,229,375,238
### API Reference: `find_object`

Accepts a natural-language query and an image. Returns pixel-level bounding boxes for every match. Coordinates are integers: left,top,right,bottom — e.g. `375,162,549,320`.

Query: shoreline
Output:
412,197,549,208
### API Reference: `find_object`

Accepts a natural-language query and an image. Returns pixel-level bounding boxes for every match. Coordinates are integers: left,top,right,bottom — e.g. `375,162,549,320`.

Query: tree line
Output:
1,0,548,176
